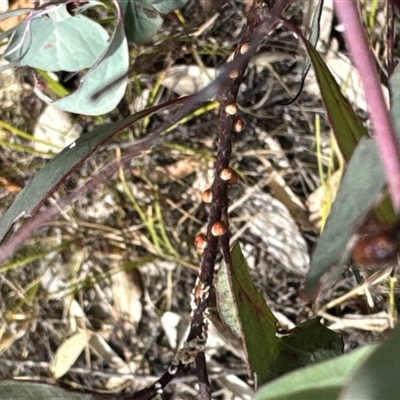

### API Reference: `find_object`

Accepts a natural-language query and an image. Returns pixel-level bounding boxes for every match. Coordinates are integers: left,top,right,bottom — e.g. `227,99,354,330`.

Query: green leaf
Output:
303,35,368,160
282,20,398,295
121,0,163,45
252,345,375,400
340,323,400,399
217,243,342,385
150,0,189,13
5,6,109,72
0,7,32,21
304,49,400,296
304,137,386,295
224,242,280,384
303,15,397,226
120,0,188,45
0,380,93,399
277,318,343,376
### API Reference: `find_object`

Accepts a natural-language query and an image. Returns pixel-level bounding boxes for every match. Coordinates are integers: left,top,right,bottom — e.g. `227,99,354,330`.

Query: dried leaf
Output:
50,330,91,379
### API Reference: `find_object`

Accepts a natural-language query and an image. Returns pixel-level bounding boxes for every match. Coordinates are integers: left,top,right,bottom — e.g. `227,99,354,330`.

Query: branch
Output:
128,0,292,398
195,352,211,400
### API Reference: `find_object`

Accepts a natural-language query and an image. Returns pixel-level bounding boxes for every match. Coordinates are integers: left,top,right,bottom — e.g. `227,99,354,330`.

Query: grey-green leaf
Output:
48,20,129,115
215,252,241,338
340,323,400,399
390,63,400,137
304,137,385,295
5,6,109,72
121,0,162,45
305,57,400,296
252,345,375,400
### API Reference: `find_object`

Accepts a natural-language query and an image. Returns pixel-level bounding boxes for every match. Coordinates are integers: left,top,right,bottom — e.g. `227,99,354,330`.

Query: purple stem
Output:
334,0,400,213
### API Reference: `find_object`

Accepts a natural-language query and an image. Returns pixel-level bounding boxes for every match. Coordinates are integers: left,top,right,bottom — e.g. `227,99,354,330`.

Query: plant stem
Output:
334,0,400,213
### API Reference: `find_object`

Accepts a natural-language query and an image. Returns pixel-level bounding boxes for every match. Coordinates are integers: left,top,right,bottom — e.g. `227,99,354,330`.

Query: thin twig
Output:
195,352,211,400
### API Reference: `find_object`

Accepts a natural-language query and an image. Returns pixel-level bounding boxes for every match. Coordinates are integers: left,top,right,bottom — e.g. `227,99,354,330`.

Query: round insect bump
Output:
211,221,227,236
201,189,212,203
229,69,239,79
194,234,208,251
220,168,233,181
233,117,245,133
220,168,238,185
225,103,237,115
240,43,249,54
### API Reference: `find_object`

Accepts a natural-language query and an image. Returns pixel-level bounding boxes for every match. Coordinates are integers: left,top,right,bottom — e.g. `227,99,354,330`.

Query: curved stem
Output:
334,0,400,213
